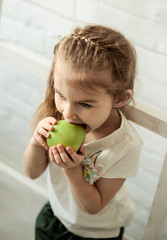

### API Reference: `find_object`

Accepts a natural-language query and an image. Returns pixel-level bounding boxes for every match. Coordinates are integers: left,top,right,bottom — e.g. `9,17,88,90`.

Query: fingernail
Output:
66,147,72,153
57,144,63,150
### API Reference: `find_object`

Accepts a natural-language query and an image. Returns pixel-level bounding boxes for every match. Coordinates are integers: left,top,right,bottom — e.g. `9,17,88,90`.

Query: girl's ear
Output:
113,89,133,108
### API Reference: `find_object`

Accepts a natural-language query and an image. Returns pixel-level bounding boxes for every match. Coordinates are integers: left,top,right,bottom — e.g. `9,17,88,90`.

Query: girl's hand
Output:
31,117,57,150
49,144,86,168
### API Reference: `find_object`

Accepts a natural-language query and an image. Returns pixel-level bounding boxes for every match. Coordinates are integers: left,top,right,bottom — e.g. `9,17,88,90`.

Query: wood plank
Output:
0,0,3,15
0,163,47,240
124,102,167,138
142,151,167,240
0,39,51,79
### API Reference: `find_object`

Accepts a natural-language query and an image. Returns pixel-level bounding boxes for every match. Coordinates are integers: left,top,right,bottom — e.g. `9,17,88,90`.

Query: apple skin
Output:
47,120,86,152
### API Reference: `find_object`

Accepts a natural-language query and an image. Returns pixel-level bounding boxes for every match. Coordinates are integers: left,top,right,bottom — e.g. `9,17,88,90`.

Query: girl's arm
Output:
23,117,57,179
63,165,125,214
23,138,49,179
49,144,125,214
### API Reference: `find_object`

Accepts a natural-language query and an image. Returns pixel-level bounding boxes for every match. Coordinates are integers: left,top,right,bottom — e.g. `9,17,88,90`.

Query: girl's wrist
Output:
62,164,83,179
30,137,49,153
62,163,82,172
30,136,40,147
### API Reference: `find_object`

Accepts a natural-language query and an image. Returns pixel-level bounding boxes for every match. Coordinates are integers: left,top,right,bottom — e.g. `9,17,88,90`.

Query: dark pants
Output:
35,202,124,240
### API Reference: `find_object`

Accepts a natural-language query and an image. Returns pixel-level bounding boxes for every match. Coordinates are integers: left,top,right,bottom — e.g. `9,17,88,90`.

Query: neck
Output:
85,109,121,143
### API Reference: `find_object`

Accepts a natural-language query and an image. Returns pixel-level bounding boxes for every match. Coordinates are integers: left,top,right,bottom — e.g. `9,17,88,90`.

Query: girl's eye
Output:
79,102,92,108
59,93,64,98
55,91,64,99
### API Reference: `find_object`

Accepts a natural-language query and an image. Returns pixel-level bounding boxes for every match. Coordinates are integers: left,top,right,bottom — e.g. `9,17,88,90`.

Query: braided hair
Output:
32,25,136,128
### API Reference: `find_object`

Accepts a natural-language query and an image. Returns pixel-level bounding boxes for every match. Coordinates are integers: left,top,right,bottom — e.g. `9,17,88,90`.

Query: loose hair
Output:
32,25,136,129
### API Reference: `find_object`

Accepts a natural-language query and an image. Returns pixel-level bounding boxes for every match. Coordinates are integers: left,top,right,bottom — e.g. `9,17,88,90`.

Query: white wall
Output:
0,0,167,239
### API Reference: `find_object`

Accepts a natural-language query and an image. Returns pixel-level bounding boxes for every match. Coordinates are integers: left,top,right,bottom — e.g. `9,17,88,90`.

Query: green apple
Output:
47,120,86,152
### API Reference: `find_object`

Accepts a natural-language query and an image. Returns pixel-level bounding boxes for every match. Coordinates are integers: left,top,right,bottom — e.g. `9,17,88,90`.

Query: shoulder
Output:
85,110,143,160
84,111,143,178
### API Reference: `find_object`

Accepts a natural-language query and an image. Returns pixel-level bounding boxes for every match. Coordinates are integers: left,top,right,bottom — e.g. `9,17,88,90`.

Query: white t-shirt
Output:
47,111,143,238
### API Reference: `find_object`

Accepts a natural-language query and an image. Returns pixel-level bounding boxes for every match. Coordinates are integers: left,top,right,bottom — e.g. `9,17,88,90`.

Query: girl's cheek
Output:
55,99,63,112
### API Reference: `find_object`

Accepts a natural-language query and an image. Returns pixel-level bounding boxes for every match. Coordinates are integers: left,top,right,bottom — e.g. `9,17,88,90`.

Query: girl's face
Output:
53,57,117,134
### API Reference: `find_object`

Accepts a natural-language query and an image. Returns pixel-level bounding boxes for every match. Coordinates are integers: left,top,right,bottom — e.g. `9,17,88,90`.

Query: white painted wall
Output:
0,0,167,239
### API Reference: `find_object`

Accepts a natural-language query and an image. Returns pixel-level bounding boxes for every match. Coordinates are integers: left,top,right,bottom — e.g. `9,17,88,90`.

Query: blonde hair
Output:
32,25,136,129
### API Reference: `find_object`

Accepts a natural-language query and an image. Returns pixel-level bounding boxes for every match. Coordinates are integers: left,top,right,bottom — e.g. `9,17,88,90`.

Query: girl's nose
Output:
62,103,77,121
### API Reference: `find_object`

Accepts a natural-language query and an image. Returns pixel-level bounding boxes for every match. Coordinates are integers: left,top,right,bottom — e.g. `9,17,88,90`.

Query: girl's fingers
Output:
37,117,57,136
78,145,87,156
66,146,84,164
35,135,49,150
49,147,55,162
33,117,57,148
43,122,54,132
43,118,57,131
45,117,57,126
50,146,66,167
49,144,86,168
57,145,72,165
37,127,50,138
38,121,55,135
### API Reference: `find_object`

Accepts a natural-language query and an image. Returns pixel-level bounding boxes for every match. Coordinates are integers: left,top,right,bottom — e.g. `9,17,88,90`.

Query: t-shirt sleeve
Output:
101,143,143,179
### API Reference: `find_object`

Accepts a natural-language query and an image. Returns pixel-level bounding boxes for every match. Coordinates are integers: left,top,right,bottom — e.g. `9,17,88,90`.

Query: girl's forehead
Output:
54,74,104,96
54,74,109,101
53,56,112,90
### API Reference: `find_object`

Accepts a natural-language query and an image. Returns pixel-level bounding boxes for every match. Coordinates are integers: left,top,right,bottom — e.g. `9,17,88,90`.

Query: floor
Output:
1,161,166,240
0,161,129,240
0,163,47,240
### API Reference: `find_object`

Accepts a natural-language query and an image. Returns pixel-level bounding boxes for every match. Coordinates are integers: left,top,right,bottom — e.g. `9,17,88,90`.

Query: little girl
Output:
24,25,143,240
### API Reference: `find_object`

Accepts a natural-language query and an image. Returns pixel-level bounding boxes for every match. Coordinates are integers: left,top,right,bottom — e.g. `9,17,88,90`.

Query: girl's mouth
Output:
64,120,88,132
74,123,88,132
70,122,87,129
81,124,87,130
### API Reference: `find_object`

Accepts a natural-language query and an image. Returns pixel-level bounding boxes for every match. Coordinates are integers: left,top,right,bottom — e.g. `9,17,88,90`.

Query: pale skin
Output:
24,57,132,214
